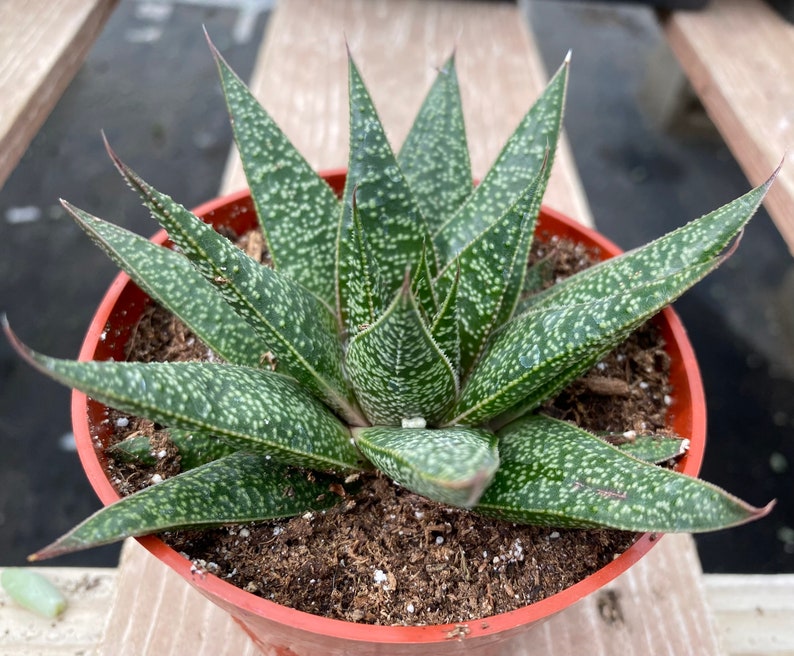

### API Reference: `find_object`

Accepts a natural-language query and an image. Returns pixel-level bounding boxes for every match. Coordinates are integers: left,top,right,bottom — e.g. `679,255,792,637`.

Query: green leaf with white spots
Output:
107,150,364,425
411,242,438,322
612,433,688,465
430,264,460,372
436,158,546,375
397,53,472,234
346,279,458,426
337,190,386,337
108,429,239,471
5,327,362,471
63,202,264,368
448,259,720,427
211,40,339,303
475,415,773,531
517,177,774,316
434,55,568,260
30,453,345,559
353,426,499,508
337,55,438,326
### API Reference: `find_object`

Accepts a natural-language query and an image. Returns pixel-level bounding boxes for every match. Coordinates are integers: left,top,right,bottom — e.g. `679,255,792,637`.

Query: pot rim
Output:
72,169,706,644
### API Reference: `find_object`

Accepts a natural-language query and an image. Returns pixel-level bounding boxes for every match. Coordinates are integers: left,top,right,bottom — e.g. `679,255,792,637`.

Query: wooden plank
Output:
97,541,258,656
704,574,794,656
0,566,117,655
219,0,593,227
0,0,119,189
662,0,794,254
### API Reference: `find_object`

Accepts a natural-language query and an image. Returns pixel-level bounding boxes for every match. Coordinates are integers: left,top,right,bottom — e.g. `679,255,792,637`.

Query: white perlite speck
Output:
373,569,388,584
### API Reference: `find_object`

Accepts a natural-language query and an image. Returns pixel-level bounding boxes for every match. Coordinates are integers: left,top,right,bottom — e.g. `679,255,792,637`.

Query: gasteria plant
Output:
6,41,774,562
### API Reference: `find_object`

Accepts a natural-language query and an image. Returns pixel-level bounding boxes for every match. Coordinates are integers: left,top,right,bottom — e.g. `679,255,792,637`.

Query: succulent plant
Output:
5,41,774,562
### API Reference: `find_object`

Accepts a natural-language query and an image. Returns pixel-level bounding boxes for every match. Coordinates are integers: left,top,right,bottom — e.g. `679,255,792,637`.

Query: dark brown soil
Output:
101,233,677,626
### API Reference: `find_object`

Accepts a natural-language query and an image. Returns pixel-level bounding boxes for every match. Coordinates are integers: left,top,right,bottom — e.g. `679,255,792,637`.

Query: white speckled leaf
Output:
7,330,363,472
614,434,688,465
518,177,773,316
476,415,772,531
434,56,568,260
338,55,438,328
411,243,438,322
108,151,364,425
212,42,339,303
397,53,472,234
449,259,719,426
31,454,344,558
346,280,458,426
353,426,499,508
436,159,546,374
430,264,460,372
63,203,264,368
338,191,386,336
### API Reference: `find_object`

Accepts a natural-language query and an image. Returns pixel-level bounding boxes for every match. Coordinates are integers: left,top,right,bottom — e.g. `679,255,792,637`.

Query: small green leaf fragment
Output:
107,435,158,466
353,426,499,508
2,568,67,618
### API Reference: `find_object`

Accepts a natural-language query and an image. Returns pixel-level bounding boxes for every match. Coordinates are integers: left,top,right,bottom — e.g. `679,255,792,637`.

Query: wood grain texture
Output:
219,0,593,226
0,0,118,189
98,541,259,656
704,574,794,656
663,0,794,254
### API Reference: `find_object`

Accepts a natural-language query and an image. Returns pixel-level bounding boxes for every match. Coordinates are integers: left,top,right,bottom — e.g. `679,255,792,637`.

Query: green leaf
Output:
448,259,719,427
436,157,547,374
475,415,773,532
411,242,438,322
2,569,67,618
346,277,458,426
211,39,340,303
30,453,344,559
518,177,773,316
337,190,386,336
612,433,688,465
5,326,362,471
353,426,499,508
62,202,264,368
430,263,461,373
397,53,472,234
106,148,364,425
337,54,437,328
108,428,239,471
434,55,568,260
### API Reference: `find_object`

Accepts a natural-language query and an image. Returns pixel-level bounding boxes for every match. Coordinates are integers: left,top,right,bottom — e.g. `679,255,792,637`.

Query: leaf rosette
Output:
4,40,774,561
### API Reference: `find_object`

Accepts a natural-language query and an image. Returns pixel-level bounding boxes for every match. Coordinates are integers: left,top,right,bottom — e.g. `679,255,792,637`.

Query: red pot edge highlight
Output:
71,171,707,646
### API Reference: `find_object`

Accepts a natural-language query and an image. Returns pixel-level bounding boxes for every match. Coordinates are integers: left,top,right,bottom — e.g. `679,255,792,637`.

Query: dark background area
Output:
1,0,792,573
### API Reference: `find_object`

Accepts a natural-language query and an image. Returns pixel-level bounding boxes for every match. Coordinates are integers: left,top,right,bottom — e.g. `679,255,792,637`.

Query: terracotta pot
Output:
72,170,706,655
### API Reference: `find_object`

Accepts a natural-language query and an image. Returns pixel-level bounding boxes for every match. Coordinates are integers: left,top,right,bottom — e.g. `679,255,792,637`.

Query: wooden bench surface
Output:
662,0,794,254
0,0,118,189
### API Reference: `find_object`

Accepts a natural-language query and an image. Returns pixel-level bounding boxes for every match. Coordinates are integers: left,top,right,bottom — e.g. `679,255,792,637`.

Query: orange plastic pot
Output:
72,170,706,655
